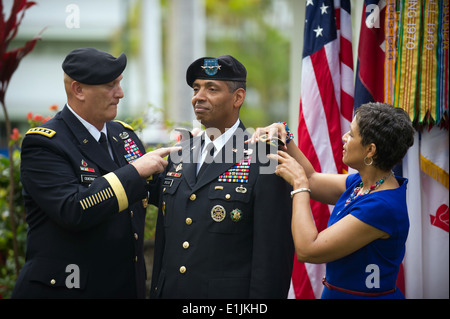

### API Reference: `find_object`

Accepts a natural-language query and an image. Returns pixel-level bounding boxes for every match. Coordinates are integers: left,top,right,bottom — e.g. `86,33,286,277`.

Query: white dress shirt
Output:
66,104,114,159
196,119,240,174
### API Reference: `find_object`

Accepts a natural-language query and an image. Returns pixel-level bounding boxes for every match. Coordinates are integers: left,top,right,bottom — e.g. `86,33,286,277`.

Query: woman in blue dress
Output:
250,103,415,298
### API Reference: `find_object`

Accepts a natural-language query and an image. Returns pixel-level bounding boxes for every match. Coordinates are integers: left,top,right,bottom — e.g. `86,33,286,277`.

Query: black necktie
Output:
99,132,109,155
197,143,215,178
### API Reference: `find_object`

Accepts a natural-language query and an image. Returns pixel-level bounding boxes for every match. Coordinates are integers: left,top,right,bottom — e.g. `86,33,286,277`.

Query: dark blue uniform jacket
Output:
149,122,294,299
12,106,148,298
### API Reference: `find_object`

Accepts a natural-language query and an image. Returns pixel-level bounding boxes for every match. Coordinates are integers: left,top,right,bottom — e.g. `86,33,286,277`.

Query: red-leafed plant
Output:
1,0,43,276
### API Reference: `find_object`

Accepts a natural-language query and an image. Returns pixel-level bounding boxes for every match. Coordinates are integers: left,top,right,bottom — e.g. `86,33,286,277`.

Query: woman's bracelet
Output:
290,188,311,198
279,122,294,144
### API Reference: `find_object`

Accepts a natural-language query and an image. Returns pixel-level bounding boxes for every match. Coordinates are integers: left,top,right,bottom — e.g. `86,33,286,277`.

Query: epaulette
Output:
114,120,134,131
25,127,56,138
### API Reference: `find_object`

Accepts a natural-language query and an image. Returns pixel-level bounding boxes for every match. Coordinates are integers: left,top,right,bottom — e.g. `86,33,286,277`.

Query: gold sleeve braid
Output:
80,187,114,210
103,173,129,212
79,173,128,212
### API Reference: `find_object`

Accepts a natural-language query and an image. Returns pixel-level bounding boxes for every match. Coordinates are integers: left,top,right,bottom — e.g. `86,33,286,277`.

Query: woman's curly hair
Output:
354,103,415,171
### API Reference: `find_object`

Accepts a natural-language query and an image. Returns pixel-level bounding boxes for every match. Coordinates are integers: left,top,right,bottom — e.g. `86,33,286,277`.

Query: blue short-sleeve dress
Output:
321,173,409,299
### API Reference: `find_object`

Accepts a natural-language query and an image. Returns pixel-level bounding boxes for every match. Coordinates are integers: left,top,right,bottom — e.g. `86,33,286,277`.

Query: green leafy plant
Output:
1,0,43,278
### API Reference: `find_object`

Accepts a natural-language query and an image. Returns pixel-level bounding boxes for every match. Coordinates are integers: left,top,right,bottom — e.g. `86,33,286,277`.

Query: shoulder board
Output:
26,127,56,138
113,120,134,131
258,134,285,150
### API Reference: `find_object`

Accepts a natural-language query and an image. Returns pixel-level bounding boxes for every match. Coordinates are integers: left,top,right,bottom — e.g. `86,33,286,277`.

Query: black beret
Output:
62,48,127,85
186,55,247,87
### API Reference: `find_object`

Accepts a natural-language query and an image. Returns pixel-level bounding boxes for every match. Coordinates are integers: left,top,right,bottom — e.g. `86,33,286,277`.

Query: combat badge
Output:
230,209,243,222
211,205,226,222
119,131,129,139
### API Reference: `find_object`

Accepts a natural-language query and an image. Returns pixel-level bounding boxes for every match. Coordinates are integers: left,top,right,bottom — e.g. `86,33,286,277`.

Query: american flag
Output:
292,0,354,299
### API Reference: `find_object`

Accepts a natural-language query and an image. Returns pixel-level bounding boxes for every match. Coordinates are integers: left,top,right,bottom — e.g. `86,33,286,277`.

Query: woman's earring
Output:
364,156,373,166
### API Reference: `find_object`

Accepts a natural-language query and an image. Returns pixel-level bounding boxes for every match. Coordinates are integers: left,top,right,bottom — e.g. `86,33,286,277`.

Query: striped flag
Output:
354,0,387,108
292,0,354,299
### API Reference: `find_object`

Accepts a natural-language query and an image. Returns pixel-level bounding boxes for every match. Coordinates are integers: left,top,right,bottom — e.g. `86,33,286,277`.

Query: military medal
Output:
211,205,226,222
123,137,143,163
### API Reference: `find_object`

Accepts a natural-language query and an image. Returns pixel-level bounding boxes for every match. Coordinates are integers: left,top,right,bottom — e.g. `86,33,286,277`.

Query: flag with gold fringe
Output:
353,0,449,298
393,0,448,128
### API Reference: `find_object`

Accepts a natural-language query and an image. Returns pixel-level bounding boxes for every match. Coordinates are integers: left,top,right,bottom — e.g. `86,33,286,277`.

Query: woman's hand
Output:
268,150,309,189
247,122,287,148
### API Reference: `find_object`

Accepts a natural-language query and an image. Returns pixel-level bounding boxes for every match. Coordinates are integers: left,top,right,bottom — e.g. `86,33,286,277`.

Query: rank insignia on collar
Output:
201,58,222,76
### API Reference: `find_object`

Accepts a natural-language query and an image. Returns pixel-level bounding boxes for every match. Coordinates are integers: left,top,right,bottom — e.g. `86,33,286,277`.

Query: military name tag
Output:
81,174,96,183
163,179,174,187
